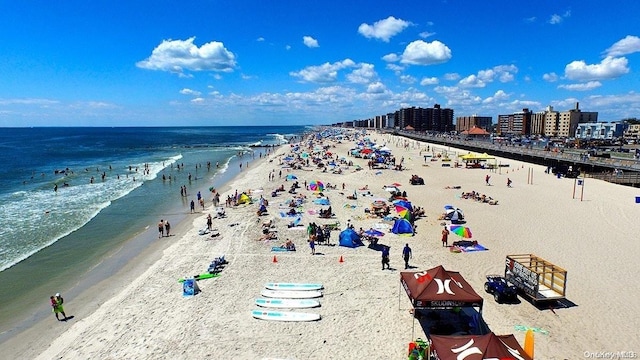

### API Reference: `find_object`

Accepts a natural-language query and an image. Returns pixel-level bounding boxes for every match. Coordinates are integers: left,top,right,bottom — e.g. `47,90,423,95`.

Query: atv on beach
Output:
484,275,518,303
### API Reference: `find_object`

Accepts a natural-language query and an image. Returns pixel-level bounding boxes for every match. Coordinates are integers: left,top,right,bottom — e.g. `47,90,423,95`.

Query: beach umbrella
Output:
444,204,454,210
363,229,385,237
396,206,411,220
361,149,373,154
391,182,402,187
445,207,464,220
392,199,413,211
309,180,324,192
286,174,298,180
448,225,472,238
283,156,294,161
301,152,310,158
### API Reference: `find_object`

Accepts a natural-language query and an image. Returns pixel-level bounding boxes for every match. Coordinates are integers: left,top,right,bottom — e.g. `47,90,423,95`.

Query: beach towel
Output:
461,243,488,252
280,212,299,218
451,243,488,252
272,247,295,252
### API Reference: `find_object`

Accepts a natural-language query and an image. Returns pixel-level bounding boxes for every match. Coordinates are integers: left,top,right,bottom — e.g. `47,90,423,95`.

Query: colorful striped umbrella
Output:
448,225,472,238
393,199,413,211
309,180,324,192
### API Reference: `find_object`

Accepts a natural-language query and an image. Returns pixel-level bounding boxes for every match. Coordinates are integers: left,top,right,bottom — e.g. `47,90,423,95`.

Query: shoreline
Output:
5,129,640,359
0,145,279,358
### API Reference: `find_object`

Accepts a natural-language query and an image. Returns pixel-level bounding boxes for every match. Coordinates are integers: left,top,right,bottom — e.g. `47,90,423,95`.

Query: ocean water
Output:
0,126,308,335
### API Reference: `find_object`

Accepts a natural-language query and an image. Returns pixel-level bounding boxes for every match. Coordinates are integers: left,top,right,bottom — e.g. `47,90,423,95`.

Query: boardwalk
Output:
387,129,640,187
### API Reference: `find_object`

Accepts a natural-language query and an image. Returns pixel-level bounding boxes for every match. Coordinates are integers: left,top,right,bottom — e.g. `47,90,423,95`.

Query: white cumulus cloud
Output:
290,59,356,83
420,77,439,86
366,82,387,94
346,63,378,84
558,81,602,91
483,90,510,104
459,64,517,87
303,36,319,48
180,88,202,96
358,16,411,42
543,72,559,82
549,10,570,25
136,37,237,75
400,75,416,84
459,75,486,88
564,56,629,81
605,35,640,57
444,73,460,81
400,40,452,65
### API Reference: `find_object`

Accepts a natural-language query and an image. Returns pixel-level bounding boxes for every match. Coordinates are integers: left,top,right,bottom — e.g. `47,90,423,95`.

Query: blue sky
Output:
1,0,639,127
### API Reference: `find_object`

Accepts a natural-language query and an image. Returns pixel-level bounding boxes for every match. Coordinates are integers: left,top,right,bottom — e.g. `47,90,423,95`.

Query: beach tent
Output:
391,218,414,236
399,265,483,311
237,193,252,205
429,333,532,360
182,278,201,297
339,228,364,248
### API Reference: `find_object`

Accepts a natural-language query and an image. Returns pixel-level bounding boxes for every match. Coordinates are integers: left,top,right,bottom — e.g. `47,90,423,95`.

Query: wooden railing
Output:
585,172,640,185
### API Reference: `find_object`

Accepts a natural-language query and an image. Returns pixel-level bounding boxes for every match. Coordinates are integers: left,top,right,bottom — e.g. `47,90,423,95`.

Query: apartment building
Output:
455,115,492,132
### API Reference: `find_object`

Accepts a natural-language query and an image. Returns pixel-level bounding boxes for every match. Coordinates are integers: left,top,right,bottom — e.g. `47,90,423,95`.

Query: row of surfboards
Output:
252,282,324,322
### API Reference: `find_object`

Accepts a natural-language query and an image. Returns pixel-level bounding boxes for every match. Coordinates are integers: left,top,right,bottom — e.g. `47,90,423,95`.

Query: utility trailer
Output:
505,254,567,303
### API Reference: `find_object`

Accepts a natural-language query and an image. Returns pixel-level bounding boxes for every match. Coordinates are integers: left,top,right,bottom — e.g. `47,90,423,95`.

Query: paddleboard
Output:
178,273,220,283
260,289,322,299
251,309,320,322
255,298,320,309
264,282,323,291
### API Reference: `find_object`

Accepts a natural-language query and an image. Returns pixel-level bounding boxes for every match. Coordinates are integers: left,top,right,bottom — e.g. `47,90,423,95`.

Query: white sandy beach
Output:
3,130,640,359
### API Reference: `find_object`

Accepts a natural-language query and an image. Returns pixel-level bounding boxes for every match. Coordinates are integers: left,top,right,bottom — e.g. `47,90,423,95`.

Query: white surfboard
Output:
251,309,321,322
260,289,322,299
264,282,324,291
255,298,320,309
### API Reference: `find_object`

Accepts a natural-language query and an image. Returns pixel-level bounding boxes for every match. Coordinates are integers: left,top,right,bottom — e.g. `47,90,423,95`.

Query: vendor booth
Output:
429,333,532,360
458,153,496,169
400,266,488,341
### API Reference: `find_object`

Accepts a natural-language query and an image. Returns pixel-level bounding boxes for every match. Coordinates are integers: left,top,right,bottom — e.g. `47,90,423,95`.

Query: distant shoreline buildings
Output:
333,102,635,141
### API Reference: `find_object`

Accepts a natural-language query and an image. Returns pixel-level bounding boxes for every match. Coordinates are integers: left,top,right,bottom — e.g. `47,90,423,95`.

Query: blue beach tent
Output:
391,218,414,236
182,278,200,297
339,228,364,248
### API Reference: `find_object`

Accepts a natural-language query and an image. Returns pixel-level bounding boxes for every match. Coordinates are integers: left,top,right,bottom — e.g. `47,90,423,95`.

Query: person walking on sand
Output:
158,219,164,238
50,293,67,321
381,246,391,270
402,243,412,269
441,226,450,247
190,200,195,213
485,174,491,186
206,214,213,230
507,178,512,187
309,237,316,255
164,220,171,237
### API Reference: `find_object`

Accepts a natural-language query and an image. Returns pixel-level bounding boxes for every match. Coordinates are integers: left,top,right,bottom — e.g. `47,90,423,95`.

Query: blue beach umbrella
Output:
286,174,298,180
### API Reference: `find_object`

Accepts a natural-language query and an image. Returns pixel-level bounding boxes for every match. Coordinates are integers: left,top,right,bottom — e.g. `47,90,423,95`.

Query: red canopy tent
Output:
430,333,532,360
400,265,484,311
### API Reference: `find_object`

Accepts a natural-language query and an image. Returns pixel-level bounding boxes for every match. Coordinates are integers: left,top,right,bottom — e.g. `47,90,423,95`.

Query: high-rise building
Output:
393,104,453,132
497,109,532,135
555,103,598,137
456,115,492,132
542,106,560,137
